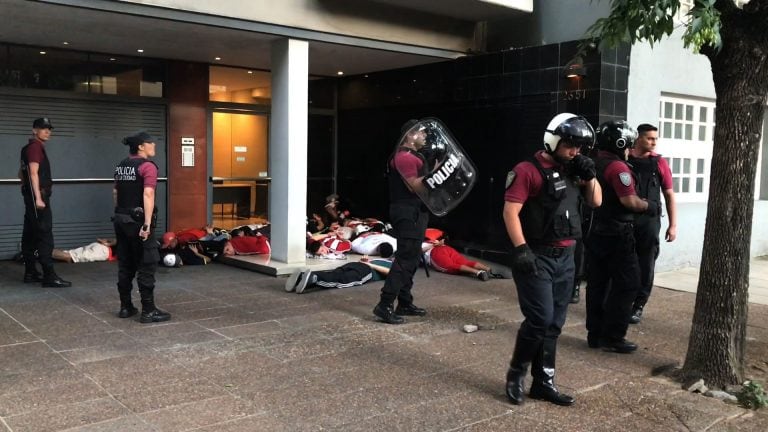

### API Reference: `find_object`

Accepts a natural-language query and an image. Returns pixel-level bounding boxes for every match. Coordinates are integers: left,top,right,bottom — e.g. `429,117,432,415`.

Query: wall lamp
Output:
563,56,587,78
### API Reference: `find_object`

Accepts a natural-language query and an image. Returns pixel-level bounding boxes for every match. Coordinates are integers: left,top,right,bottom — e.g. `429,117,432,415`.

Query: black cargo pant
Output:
314,262,374,289
584,222,641,343
512,247,575,348
114,215,159,310
632,215,661,309
380,201,428,306
21,192,55,276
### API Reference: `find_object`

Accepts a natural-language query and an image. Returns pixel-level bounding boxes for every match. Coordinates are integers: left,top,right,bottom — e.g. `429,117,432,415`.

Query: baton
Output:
421,253,430,278
23,164,38,220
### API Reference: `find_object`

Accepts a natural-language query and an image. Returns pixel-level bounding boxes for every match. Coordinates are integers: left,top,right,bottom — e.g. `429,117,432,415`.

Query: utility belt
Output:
592,218,634,235
530,243,575,258
115,207,152,224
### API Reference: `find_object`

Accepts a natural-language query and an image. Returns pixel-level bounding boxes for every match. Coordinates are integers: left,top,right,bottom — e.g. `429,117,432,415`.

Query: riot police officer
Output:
628,123,677,323
113,131,170,323
585,121,659,352
19,117,71,287
503,113,601,406
373,119,430,324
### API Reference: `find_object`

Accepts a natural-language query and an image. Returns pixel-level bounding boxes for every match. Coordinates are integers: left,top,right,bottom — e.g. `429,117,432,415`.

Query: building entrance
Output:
210,111,270,229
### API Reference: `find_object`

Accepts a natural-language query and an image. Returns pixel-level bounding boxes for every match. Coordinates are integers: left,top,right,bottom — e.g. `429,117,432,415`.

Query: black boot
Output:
373,302,404,324
23,265,43,283
41,269,71,288
139,285,171,324
505,334,539,405
529,338,575,406
570,281,580,304
117,288,137,318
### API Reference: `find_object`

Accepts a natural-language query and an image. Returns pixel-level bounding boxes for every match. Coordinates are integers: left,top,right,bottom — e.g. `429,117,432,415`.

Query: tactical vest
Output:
387,147,428,203
114,157,156,211
628,155,661,203
594,157,635,223
20,141,52,195
519,157,582,244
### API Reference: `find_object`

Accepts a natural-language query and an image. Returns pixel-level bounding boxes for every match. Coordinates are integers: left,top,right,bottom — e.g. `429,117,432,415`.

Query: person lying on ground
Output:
52,238,117,263
285,256,392,294
350,231,396,257
421,228,501,281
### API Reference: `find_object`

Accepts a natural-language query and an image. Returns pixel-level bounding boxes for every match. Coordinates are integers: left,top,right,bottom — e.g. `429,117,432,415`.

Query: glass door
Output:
211,111,270,229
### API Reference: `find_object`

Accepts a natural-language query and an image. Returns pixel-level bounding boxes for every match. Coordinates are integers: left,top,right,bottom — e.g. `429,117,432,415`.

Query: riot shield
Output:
393,118,477,216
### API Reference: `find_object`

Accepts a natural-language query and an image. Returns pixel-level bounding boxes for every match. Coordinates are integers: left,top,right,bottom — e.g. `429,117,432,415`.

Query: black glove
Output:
644,200,661,217
571,154,596,181
510,244,537,275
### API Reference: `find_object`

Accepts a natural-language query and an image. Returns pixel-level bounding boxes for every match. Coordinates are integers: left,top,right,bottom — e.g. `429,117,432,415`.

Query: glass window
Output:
696,178,703,193
87,53,165,97
673,177,680,192
209,66,271,104
699,106,707,122
682,178,690,192
683,158,691,174
698,125,706,141
675,103,683,120
672,158,681,173
663,122,672,138
2,45,87,91
685,124,693,140
674,123,682,139
685,105,693,121
664,102,673,118
697,159,705,174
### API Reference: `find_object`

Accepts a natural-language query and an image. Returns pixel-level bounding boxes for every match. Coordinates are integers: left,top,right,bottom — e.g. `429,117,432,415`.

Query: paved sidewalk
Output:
655,256,768,305
1,260,767,431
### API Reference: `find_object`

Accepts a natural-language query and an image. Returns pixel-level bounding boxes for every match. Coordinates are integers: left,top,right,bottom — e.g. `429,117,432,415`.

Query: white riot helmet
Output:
162,253,181,267
543,113,596,154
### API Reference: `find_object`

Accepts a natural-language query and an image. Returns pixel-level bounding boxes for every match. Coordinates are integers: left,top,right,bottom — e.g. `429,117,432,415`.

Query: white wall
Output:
628,29,768,270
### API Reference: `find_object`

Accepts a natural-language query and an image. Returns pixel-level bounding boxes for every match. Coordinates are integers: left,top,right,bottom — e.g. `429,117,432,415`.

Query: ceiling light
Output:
39,51,46,55
109,58,116,61
137,49,144,53
62,41,69,45
247,70,253,74
563,56,587,78
215,57,221,61
337,71,344,76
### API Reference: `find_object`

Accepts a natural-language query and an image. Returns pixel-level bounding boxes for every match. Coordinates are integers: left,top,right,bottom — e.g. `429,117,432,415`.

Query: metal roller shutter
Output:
0,93,167,260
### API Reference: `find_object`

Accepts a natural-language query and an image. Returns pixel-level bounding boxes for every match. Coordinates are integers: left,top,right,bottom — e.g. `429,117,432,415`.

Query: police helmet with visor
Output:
595,120,637,157
543,113,595,154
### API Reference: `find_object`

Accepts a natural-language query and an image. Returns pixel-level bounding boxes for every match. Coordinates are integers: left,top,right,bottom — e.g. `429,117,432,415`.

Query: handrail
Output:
210,177,272,182
0,178,168,184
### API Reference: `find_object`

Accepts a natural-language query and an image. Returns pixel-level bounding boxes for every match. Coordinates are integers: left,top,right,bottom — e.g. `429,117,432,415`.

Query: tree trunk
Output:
681,7,768,388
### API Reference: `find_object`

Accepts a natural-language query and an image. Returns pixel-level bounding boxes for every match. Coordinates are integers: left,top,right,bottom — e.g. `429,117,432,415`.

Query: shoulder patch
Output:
618,172,632,187
505,170,517,189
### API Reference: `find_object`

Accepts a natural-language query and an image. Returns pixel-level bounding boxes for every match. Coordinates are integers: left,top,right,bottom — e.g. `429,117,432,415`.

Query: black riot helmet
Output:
595,120,638,158
543,113,596,155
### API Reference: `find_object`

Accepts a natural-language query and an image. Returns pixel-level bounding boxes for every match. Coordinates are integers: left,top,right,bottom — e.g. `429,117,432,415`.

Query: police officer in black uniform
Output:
113,132,170,323
373,119,430,324
19,117,71,288
585,121,660,353
503,113,601,406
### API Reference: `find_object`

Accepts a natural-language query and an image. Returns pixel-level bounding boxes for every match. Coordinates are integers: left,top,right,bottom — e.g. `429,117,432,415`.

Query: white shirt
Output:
351,232,397,255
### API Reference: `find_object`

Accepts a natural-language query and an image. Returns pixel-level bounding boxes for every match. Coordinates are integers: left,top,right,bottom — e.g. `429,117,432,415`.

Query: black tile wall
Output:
332,40,626,245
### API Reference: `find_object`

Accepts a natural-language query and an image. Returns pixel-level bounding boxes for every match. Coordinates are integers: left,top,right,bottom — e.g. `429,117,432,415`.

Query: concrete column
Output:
269,38,308,263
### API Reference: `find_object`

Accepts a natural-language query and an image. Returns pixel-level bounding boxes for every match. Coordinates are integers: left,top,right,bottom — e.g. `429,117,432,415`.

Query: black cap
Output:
122,131,155,147
32,118,53,129
400,119,419,136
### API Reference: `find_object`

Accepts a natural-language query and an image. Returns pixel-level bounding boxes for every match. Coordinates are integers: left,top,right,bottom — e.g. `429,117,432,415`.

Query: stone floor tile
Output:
3,397,130,432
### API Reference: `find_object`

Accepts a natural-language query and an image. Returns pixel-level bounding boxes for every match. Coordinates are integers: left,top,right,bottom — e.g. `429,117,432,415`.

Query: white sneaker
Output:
296,269,314,294
285,268,307,292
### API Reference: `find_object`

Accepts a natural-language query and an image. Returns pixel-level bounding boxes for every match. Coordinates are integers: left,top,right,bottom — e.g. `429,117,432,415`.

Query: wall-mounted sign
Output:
182,145,195,167
181,137,195,145
234,146,247,153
